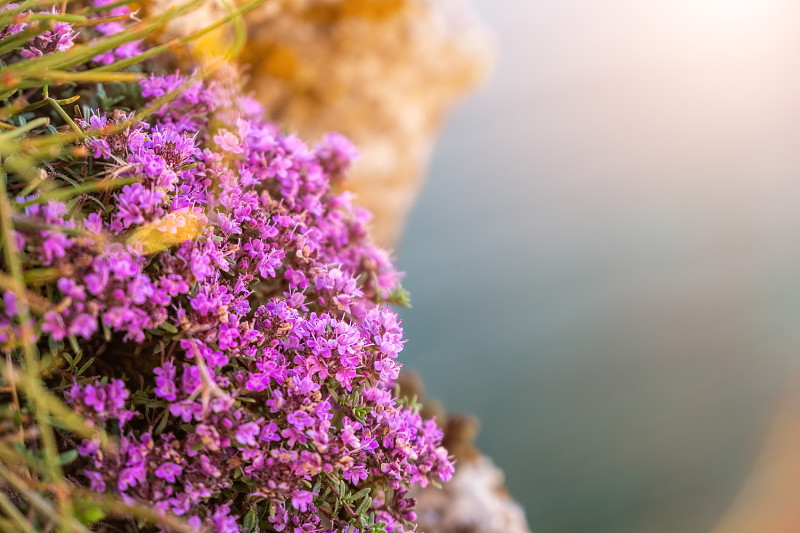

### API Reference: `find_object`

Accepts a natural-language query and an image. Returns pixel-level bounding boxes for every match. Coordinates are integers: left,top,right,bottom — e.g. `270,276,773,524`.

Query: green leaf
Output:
76,357,95,376
159,321,178,334
355,495,372,516
242,508,257,532
68,335,82,356
75,501,106,525
351,487,371,502
58,449,78,465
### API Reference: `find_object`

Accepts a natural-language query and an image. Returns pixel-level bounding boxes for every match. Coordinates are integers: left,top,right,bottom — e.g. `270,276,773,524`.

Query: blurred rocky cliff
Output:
398,372,531,533
241,0,492,246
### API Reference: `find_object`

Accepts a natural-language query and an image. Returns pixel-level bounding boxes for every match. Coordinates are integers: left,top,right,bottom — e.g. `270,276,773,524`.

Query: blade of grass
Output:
0,490,36,533
18,177,138,206
0,462,90,533
0,117,49,142
0,272,51,314
0,0,206,79
72,488,210,533
16,94,80,114
93,0,270,72
82,0,135,15
20,70,141,84
0,0,61,24
0,172,75,532
1,363,114,450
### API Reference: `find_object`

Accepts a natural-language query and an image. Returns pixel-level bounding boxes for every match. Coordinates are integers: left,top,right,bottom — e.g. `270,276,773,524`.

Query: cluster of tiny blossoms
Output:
3,65,452,532
0,1,141,63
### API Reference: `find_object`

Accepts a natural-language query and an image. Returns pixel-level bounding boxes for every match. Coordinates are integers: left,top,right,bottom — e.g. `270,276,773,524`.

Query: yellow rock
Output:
243,0,492,246
146,0,492,247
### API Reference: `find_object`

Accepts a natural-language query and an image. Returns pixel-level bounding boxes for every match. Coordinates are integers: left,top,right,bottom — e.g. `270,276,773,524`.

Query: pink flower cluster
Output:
6,67,452,532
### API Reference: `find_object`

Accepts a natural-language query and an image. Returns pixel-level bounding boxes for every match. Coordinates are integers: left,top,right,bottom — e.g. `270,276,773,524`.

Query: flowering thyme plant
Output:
0,1,452,532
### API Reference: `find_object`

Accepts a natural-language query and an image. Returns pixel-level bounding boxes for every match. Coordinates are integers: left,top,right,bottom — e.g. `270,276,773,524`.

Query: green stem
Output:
82,0,135,14
18,177,138,206
0,173,73,531
0,117,49,142
92,0,270,72
16,94,79,114
0,24,50,56
72,489,205,533
0,462,90,533
0,0,206,79
16,12,87,24
0,0,60,25
0,491,36,533
47,97,83,136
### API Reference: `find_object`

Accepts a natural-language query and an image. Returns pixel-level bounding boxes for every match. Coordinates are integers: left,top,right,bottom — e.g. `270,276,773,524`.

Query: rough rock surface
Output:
398,373,533,533
149,0,491,246
241,0,492,246
413,455,531,533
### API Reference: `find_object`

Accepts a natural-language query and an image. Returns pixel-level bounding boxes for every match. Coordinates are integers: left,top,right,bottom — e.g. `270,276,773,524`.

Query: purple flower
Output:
290,490,314,512
113,183,165,229
155,462,182,483
154,361,177,401
84,470,106,493
21,11,76,59
211,504,238,533
40,231,71,264
3,292,18,317
69,313,97,339
41,311,68,340
213,129,243,154
235,422,260,446
89,138,111,159
315,132,358,183
287,410,314,430
118,465,144,491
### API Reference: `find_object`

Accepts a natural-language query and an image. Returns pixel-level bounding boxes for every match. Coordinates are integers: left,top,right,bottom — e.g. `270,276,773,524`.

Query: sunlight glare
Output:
692,0,778,24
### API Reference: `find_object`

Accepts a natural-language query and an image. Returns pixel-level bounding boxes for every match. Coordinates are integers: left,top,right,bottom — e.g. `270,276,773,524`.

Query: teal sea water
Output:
396,2,800,532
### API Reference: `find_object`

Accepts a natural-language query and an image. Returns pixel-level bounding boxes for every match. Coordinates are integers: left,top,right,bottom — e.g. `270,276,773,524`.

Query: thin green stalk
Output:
10,64,218,157
0,0,206,78
0,462,90,533
0,174,74,532
25,70,141,83
74,12,131,28
0,0,61,24
17,168,49,197
93,0,270,72
82,0,135,14
18,177,138,206
72,489,209,533
10,71,142,91
47,97,83,136
0,118,49,142
0,517,17,532
15,12,86,24
12,218,88,237
15,94,80,114
0,490,36,533
224,0,249,61
0,24,51,56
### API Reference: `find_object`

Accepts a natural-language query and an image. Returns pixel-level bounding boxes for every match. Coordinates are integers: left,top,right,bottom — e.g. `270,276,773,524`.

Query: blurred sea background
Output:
395,1,800,532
